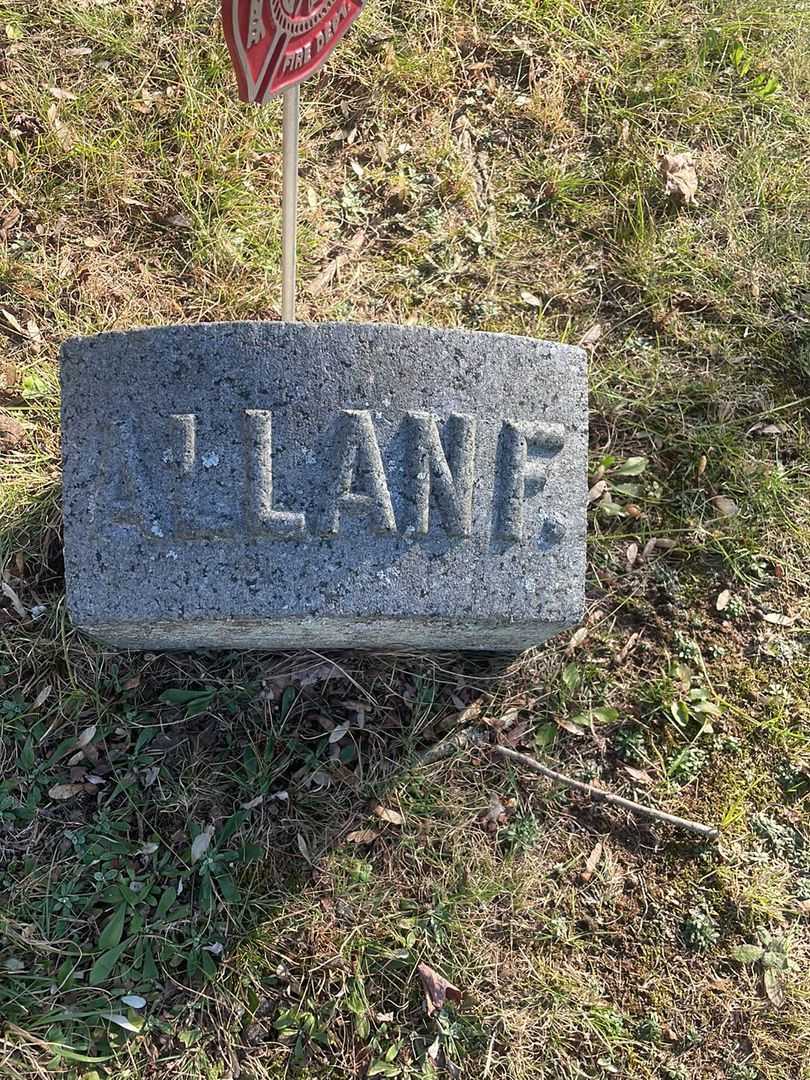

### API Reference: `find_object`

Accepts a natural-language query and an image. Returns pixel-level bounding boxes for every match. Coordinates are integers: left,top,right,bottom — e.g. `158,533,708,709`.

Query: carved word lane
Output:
106,408,566,545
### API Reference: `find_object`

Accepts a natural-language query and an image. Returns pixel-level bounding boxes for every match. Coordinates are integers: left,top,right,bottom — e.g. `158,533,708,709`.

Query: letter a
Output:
322,410,397,535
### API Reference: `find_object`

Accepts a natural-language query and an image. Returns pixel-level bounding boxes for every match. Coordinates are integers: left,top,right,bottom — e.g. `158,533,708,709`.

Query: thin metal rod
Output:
281,84,300,323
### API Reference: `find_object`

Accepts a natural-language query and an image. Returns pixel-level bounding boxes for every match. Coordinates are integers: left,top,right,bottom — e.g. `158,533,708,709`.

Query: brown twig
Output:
493,745,719,841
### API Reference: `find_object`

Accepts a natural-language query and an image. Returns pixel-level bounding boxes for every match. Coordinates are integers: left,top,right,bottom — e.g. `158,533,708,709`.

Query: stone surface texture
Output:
60,322,587,650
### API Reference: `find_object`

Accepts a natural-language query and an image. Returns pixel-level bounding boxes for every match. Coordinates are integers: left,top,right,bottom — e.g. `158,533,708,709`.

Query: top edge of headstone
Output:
60,320,587,366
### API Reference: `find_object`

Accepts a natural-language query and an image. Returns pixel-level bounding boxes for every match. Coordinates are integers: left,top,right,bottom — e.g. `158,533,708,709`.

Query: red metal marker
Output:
222,0,364,322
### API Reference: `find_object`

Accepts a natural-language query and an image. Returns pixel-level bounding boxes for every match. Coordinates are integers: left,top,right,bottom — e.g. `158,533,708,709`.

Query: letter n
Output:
405,412,476,538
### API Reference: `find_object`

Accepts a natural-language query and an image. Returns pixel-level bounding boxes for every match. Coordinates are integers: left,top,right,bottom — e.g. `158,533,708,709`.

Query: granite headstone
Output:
60,322,587,650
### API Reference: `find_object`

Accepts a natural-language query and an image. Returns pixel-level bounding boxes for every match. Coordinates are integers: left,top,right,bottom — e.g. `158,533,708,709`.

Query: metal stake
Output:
281,84,300,323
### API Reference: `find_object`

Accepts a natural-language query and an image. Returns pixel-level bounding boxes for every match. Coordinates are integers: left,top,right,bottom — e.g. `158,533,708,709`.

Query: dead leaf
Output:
309,254,347,297
373,804,405,826
0,414,24,451
160,211,192,230
580,840,604,883
697,454,708,476
191,824,214,864
746,422,784,438
616,632,640,664
46,103,75,150
578,323,603,351
49,86,77,101
346,829,380,844
641,538,658,560
1,581,26,616
241,795,264,810
626,542,639,568
48,783,86,800
0,206,21,238
0,307,25,335
122,673,141,690
566,626,589,654
485,706,519,734
417,962,463,1017
659,152,698,206
587,479,607,504
479,793,508,831
76,724,97,748
556,716,587,737
141,765,160,787
293,661,338,688
716,589,731,612
330,763,360,789
520,289,543,309
0,360,18,389
426,1035,441,1064
500,718,530,748
328,723,350,744
296,833,314,863
763,612,795,627
33,685,52,709
622,764,654,785
711,495,738,517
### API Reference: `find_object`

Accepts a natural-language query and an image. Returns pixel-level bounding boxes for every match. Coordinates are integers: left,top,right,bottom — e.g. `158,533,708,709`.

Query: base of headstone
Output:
60,322,587,652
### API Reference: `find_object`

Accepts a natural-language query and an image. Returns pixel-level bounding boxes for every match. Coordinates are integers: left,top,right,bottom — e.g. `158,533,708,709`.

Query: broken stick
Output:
493,745,719,841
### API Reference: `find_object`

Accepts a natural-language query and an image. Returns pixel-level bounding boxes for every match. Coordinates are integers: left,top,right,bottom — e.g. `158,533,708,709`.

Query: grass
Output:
1,0,809,1076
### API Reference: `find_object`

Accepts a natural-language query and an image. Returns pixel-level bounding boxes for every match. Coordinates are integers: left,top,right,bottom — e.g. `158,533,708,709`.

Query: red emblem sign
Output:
223,0,364,103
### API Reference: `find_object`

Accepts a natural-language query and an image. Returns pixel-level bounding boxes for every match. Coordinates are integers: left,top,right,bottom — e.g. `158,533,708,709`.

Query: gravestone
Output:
60,322,587,650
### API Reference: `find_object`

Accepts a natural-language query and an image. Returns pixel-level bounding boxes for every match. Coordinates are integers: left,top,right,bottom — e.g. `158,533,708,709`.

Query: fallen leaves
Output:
48,782,87,800
1,580,26,616
716,589,731,612
578,322,603,351
566,626,589,654
579,840,604,883
75,724,97,749
711,495,739,518
158,210,193,231
417,962,463,1016
373,804,404,826
616,631,641,664
659,152,698,206
46,102,75,151
308,229,366,297
762,612,795,627
622,764,654,785
191,824,214,864
747,421,784,438
346,829,380,845
479,793,509,831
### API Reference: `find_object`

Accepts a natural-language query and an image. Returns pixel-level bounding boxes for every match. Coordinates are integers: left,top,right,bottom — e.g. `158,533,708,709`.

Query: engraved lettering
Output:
321,409,397,535
107,417,148,528
496,420,565,542
171,414,197,474
100,406,569,548
405,412,476,537
243,410,306,539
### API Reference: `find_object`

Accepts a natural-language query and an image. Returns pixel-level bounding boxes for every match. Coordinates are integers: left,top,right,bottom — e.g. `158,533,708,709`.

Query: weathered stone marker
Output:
60,323,587,650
